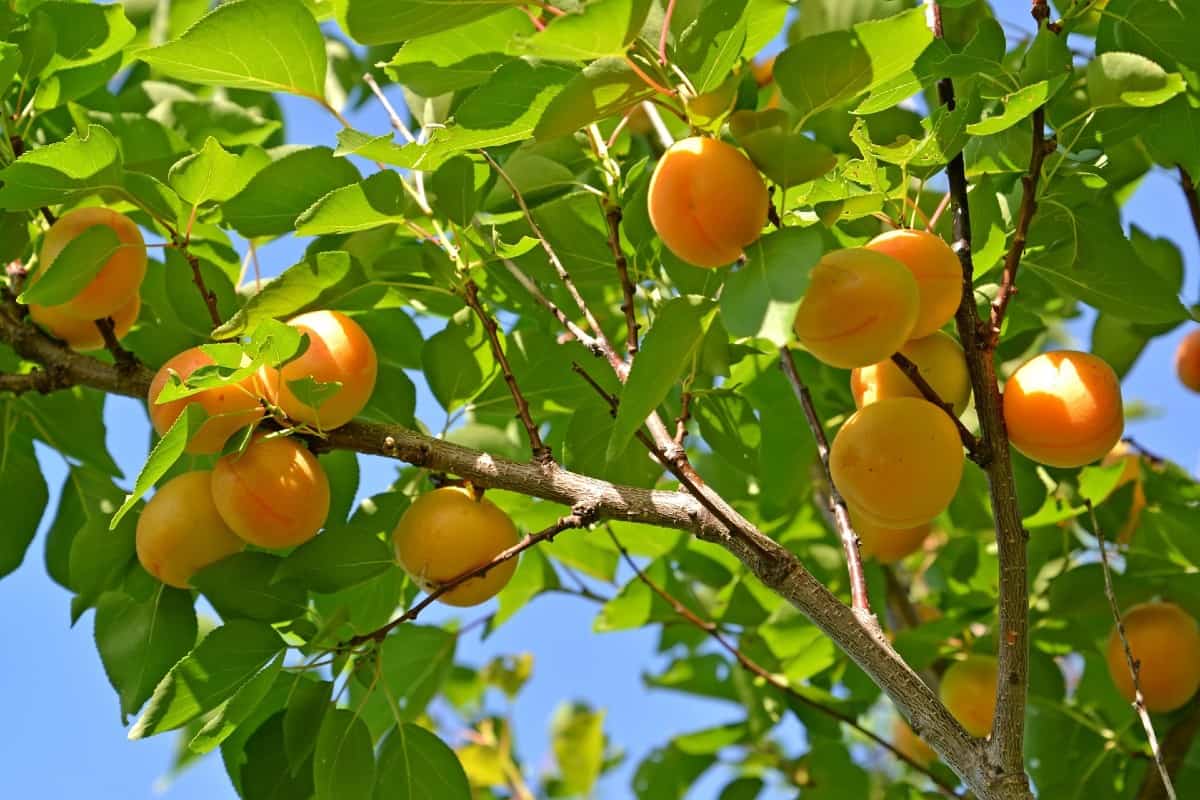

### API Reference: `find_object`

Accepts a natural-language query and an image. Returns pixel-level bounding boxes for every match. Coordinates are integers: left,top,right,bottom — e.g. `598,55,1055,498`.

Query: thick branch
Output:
889,351,983,461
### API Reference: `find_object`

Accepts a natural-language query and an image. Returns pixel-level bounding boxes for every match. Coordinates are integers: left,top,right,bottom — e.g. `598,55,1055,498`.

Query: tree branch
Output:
94,317,140,372
1178,166,1200,260
0,368,69,395
177,246,222,329
1136,698,1200,800
889,351,983,461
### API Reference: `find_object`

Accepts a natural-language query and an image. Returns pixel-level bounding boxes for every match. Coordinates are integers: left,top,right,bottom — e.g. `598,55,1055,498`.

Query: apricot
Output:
211,433,330,549
1106,601,1200,713
135,471,244,589
1100,442,1146,544
940,655,998,737
830,397,964,528
29,293,139,351
851,332,972,416
647,137,769,268
148,347,264,455
392,486,520,607
865,229,961,339
793,249,920,369
750,55,776,87
892,718,936,768
34,207,147,320
256,310,377,430
1176,328,1200,393
1003,350,1124,468
849,507,932,564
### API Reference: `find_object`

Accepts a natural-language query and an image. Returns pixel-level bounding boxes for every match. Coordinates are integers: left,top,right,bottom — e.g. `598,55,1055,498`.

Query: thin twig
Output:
93,318,139,372
883,565,924,631
604,200,640,358
674,389,692,446
1178,166,1200,273
177,246,221,328
927,193,952,231
1088,499,1176,800
889,352,982,460
777,346,872,615
658,0,677,64
363,73,417,144
1136,699,1200,800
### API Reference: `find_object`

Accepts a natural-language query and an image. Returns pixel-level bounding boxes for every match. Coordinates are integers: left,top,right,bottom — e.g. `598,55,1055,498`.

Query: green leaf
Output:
729,109,837,188
109,404,207,530
421,309,499,413
283,680,332,772
515,0,651,61
66,499,137,621
0,125,122,210
967,78,1065,136
313,708,375,800
607,296,717,462
374,723,471,800
674,0,752,95
0,42,19,91
19,225,123,307
94,587,198,723
139,0,327,99
275,520,395,593
429,156,483,226
336,0,508,44
33,1,136,78
130,619,285,738
720,226,823,346
536,57,655,141
189,654,285,754
382,9,525,95
236,711,316,799
296,170,412,236
551,702,605,796
1087,51,1184,108
0,430,48,578
321,449,361,526
192,553,309,623
378,625,456,720
169,137,256,206
222,146,361,237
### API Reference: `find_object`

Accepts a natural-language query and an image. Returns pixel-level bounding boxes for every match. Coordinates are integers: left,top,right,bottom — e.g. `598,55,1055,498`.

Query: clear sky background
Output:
3,25,1200,800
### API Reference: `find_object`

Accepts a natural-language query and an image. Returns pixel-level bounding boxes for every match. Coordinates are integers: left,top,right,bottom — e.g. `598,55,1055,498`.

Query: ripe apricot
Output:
1176,328,1200,393
256,310,377,429
849,508,932,564
892,718,936,768
830,397,964,528
135,471,245,589
865,229,961,339
211,434,330,549
1101,442,1146,544
29,293,139,351
1003,350,1124,468
851,331,972,416
647,137,768,269
1106,601,1200,713
34,207,147,320
750,56,776,87
940,655,998,737
392,486,520,607
794,249,920,369
148,347,264,455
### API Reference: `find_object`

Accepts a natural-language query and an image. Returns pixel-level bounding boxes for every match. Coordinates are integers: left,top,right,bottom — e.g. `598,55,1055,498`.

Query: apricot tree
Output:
2,1,1200,799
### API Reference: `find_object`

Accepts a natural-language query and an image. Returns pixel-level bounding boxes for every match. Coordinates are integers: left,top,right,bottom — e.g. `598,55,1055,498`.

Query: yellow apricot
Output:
1100,442,1146,544
256,310,377,429
392,486,520,607
647,136,768,268
794,249,920,369
135,471,245,589
1003,350,1124,468
940,655,998,737
750,55,776,87
1176,328,1200,393
211,434,330,549
892,718,937,768
830,397,964,528
148,347,264,455
34,207,147,320
865,229,961,339
1106,601,1200,713
851,331,972,416
29,293,139,351
849,507,932,564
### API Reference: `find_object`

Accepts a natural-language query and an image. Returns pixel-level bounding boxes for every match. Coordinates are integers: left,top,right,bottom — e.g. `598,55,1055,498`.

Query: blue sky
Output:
4,54,1200,800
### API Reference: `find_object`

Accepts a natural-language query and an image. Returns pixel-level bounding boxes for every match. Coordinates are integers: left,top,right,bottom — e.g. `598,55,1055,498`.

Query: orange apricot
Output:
1176,328,1200,393
1003,350,1124,468
830,397,964,528
849,507,932,564
29,293,139,351
135,471,245,589
148,347,264,455
1106,601,1200,713
794,249,920,369
865,229,961,339
34,207,147,320
851,331,972,416
892,718,936,768
1100,442,1146,544
392,486,521,607
256,310,377,430
211,434,330,549
647,137,769,268
940,655,998,737
750,55,776,87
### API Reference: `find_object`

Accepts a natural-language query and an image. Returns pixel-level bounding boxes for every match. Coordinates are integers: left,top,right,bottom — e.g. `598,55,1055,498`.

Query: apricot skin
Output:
135,471,245,589
29,294,139,351
148,347,264,455
36,207,147,321
892,718,936,768
940,655,998,738
849,508,931,564
1177,329,1200,393
256,310,378,430
647,137,769,269
1106,602,1200,713
1101,442,1145,544
865,229,961,339
851,331,972,416
794,249,920,369
1003,350,1124,469
830,397,964,528
211,434,330,549
392,486,520,607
